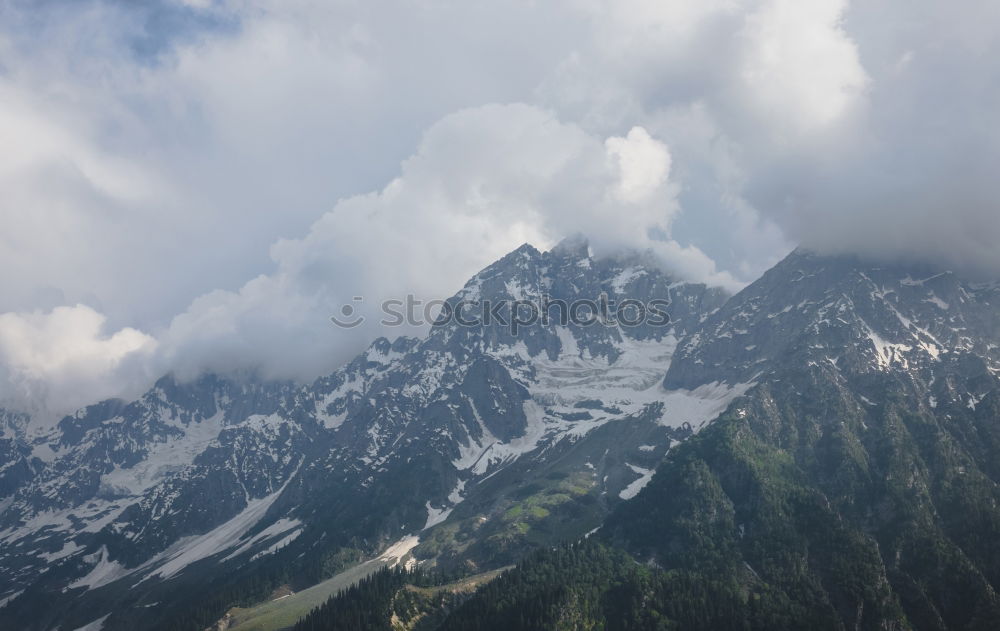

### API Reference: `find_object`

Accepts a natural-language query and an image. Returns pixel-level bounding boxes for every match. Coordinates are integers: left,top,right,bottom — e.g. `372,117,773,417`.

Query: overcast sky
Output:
1,0,998,419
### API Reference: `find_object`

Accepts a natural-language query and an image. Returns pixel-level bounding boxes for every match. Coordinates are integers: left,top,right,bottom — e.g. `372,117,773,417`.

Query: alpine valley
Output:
3,239,1000,631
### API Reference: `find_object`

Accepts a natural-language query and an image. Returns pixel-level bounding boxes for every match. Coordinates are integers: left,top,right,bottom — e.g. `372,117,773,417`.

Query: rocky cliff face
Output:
606,250,1000,630
9,245,998,631
0,239,731,631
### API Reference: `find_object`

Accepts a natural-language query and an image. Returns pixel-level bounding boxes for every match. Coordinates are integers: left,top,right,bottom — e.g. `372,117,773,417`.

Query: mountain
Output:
604,250,1000,629
5,244,1000,631
441,249,1000,631
0,410,35,506
0,240,731,631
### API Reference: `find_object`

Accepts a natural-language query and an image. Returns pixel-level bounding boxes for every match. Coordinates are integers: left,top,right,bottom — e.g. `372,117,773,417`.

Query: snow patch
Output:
611,266,646,293
99,410,227,496
72,614,110,631
865,326,912,370
223,518,302,561
447,479,466,505
250,529,302,561
0,590,23,609
458,336,747,477
38,540,83,562
925,293,950,310
555,326,580,358
144,469,299,580
455,400,551,476
619,464,654,500
378,535,419,568
315,375,365,429
423,502,453,529
657,381,754,430
69,547,127,590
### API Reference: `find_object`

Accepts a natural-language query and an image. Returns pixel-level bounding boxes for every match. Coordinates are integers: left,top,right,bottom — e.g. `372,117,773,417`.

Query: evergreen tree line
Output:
292,566,420,631
288,540,792,631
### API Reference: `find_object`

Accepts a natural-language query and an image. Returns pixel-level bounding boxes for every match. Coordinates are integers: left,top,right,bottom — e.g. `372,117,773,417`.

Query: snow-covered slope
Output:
0,239,733,631
665,249,1000,397
6,244,999,631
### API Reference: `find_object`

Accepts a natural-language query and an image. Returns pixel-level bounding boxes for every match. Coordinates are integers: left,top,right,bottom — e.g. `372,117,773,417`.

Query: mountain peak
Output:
549,234,590,260
665,247,1000,391
501,242,543,262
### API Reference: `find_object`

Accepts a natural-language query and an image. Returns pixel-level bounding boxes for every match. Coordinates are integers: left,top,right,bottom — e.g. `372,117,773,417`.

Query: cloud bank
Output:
1,0,998,417
160,105,736,382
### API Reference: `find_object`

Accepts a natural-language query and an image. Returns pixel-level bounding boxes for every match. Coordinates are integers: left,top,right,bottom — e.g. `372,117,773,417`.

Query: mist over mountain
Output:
3,1,1000,630
0,239,999,630
3,0,1000,420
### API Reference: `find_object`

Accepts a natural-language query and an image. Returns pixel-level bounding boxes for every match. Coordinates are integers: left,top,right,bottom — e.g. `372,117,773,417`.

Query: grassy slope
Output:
221,557,504,631
225,557,391,631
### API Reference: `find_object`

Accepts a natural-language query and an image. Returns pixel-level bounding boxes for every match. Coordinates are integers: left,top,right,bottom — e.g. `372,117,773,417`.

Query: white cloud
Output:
605,127,672,203
1,0,1000,415
158,104,736,384
736,0,868,134
0,306,157,419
